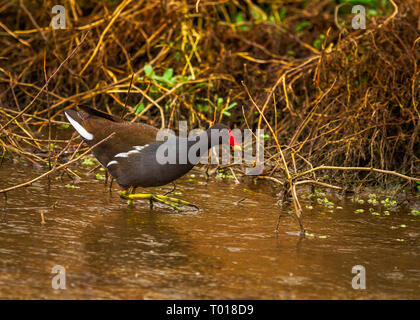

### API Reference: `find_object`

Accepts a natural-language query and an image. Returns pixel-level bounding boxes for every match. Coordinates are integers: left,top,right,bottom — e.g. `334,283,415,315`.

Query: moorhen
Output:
65,106,241,210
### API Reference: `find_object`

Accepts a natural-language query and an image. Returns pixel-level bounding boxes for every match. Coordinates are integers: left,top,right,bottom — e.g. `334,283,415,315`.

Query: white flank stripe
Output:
134,144,149,151
107,160,118,167
65,112,93,140
115,152,129,158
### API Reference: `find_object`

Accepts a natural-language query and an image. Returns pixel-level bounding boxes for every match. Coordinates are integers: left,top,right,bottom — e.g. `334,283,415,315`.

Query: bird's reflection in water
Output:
79,204,220,297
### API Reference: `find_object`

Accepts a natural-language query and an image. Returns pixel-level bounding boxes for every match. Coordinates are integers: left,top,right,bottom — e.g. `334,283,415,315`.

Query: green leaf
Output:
226,102,238,110
134,102,145,114
250,5,266,22
58,123,70,129
235,12,244,23
96,173,105,180
295,21,310,33
312,34,325,49
197,104,209,112
163,68,174,81
144,64,153,77
81,158,95,166
217,97,224,108
235,12,249,31
65,184,80,189
279,8,287,20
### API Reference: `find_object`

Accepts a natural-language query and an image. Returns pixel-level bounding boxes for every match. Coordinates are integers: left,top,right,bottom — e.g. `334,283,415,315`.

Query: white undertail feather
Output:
65,111,93,140
115,152,129,158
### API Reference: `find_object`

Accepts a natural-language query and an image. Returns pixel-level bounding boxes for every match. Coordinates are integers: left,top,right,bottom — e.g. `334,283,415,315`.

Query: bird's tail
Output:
64,106,122,141
64,109,94,140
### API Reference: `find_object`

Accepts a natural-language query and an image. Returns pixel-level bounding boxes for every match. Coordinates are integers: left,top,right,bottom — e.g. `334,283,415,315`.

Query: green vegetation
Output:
410,210,420,216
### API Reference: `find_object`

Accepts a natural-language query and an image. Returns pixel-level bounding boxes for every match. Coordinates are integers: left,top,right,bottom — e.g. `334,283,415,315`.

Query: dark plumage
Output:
65,106,240,190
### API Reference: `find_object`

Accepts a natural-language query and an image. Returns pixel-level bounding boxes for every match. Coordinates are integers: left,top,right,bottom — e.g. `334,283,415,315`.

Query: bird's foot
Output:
119,190,198,211
153,194,199,211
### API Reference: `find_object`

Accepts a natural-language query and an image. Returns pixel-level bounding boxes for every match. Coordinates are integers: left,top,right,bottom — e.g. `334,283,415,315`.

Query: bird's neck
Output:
200,127,229,149
184,127,229,163
181,128,229,165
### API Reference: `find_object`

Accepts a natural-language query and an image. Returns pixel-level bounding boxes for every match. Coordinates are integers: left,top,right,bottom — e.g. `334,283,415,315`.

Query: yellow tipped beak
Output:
233,144,242,152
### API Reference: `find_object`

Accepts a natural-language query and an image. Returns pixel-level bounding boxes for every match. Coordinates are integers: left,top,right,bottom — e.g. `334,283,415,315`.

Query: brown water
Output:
0,161,419,299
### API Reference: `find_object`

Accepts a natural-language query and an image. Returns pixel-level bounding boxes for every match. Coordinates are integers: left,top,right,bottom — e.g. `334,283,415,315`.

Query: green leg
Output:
154,194,199,209
119,189,198,211
124,187,135,207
